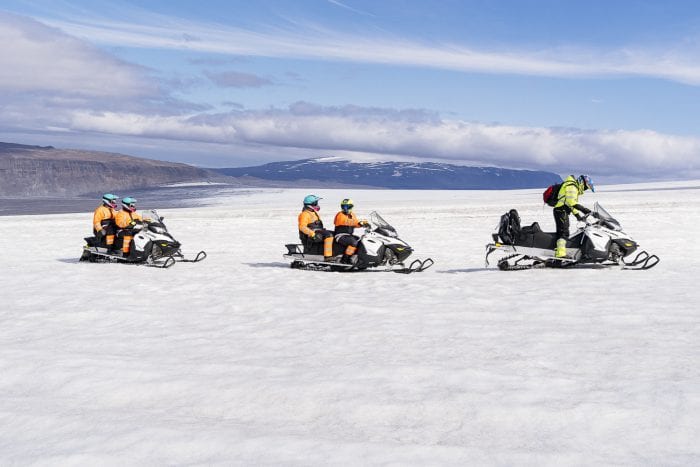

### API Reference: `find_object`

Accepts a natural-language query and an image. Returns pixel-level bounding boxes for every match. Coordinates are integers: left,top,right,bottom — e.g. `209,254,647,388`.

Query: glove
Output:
360,220,370,227
589,211,600,219
575,213,586,222
311,233,320,242
95,228,105,238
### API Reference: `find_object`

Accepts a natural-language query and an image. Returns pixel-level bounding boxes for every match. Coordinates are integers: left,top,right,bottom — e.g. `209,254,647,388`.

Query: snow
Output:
160,181,229,188
2,183,699,465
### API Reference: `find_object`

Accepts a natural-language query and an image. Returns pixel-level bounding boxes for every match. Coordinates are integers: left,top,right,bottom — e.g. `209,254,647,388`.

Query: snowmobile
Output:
79,210,206,268
284,211,433,273
485,202,659,270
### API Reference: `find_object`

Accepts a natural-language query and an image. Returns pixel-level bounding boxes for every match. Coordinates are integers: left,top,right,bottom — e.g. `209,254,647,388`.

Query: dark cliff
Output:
0,143,220,197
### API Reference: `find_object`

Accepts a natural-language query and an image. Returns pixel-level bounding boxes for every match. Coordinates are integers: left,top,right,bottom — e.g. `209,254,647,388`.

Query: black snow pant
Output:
335,233,359,253
94,223,116,248
553,206,570,238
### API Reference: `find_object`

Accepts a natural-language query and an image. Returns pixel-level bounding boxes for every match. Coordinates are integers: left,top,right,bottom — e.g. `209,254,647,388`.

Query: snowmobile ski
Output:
620,250,659,270
172,251,207,263
392,257,435,274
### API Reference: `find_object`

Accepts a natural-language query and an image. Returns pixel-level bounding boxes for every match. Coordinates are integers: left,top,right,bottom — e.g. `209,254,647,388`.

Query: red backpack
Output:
543,183,562,206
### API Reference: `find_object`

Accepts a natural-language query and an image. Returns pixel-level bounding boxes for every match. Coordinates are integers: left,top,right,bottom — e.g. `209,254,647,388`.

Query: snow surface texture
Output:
2,184,699,465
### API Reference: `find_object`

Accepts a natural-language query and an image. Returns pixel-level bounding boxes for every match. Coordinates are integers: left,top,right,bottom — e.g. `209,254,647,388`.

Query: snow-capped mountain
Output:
214,158,561,189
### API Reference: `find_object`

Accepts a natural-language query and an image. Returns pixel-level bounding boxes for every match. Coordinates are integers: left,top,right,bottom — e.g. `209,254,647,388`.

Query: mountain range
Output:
1,142,561,198
213,158,561,189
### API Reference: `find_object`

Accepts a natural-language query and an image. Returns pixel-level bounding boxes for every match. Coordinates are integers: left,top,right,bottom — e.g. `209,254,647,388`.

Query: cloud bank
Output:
66,103,700,178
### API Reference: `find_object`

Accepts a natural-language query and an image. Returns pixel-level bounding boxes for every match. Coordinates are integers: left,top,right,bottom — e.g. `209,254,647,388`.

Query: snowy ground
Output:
2,183,699,465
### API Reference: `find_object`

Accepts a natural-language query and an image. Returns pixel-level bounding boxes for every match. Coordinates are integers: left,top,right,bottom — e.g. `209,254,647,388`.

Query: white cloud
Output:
65,104,700,178
0,11,155,98
35,11,700,85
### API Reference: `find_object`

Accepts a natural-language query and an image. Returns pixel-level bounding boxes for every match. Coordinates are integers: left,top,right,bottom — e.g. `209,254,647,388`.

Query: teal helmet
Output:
578,174,594,192
122,196,137,212
303,194,321,206
102,193,118,208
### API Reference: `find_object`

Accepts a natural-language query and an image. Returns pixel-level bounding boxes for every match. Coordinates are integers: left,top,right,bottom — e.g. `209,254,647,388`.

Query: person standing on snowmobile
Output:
333,198,369,264
93,193,119,249
553,174,595,258
115,197,148,257
298,194,335,261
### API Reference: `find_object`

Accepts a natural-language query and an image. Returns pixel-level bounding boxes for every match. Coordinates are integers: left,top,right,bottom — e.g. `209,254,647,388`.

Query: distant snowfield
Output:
2,183,699,465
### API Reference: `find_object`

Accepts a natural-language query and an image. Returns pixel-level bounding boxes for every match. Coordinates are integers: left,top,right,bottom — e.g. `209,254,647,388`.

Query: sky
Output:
1,0,700,180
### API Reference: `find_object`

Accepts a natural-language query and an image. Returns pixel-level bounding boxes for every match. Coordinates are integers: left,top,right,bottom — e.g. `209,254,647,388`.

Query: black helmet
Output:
578,174,594,192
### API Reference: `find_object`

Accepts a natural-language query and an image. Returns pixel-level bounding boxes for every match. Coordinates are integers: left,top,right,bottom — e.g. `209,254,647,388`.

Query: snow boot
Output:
555,238,567,258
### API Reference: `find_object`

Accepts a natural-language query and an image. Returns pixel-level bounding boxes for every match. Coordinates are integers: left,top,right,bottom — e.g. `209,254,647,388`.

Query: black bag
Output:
497,209,521,244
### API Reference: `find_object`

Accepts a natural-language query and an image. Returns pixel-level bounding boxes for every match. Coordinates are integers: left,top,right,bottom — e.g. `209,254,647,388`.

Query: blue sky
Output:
1,0,700,180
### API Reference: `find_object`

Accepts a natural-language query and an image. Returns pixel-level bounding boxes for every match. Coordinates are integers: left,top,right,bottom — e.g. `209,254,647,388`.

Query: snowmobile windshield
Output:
593,202,621,231
142,209,161,223
369,211,398,237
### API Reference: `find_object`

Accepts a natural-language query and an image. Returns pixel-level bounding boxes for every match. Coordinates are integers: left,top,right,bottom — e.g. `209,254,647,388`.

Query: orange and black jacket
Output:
115,209,144,229
93,205,116,232
298,207,323,240
334,211,362,235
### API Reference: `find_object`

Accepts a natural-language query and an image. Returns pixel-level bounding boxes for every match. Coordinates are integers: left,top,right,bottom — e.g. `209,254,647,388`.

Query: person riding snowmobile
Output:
93,193,119,249
553,174,595,258
298,194,334,261
115,197,149,257
333,198,369,264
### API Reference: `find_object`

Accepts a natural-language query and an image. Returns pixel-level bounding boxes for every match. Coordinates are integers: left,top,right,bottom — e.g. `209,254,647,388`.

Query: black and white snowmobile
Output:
80,210,206,268
485,202,659,270
284,211,433,273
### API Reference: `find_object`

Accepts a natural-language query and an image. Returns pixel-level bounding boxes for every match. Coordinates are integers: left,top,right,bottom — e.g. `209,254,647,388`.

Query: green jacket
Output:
554,175,586,215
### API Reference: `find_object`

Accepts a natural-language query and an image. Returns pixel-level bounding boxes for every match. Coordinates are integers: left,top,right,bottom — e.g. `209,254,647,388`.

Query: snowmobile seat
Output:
299,239,346,256
301,241,324,255
520,222,542,234
513,223,557,250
